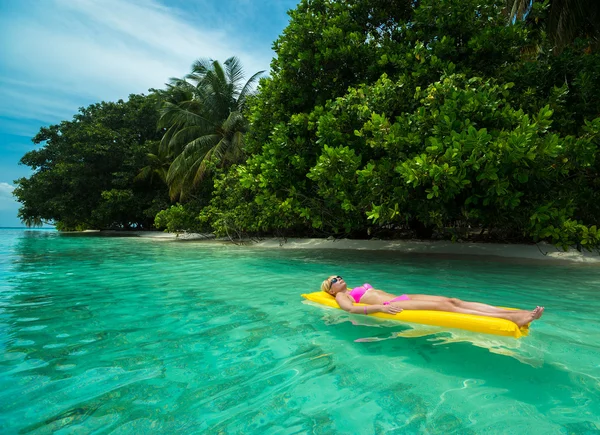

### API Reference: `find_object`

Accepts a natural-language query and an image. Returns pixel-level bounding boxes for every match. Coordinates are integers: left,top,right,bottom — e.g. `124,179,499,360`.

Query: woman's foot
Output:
533,306,545,320
511,308,541,328
512,307,544,327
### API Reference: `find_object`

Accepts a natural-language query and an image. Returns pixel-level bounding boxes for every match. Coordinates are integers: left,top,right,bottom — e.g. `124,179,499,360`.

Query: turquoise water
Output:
1,229,599,434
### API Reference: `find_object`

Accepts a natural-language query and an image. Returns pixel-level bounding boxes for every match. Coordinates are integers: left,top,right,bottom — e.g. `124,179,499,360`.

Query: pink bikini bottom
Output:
383,295,410,305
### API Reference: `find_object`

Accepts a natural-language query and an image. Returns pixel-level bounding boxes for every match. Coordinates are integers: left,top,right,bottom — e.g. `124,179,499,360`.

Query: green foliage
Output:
159,57,264,201
14,0,600,249
199,166,266,237
348,75,599,246
203,0,600,250
505,41,600,137
507,0,600,53
135,141,171,185
14,93,169,230
155,204,204,233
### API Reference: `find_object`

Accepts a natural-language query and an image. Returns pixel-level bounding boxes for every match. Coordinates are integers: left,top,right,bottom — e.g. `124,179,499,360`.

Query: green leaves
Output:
155,204,204,233
187,0,600,249
159,57,263,201
14,94,168,230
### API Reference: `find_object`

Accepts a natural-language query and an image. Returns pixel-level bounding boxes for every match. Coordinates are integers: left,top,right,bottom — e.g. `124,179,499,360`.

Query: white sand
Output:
254,238,600,263
110,231,600,263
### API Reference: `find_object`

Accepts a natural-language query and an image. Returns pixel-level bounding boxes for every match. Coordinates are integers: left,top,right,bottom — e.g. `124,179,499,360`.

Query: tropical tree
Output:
14,93,169,231
158,56,264,200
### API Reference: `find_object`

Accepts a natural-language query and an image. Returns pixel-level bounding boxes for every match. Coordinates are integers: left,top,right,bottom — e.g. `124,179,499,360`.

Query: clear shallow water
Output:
0,229,599,434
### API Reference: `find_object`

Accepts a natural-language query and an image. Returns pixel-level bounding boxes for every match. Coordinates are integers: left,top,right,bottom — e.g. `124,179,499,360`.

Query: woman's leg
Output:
407,294,533,315
388,299,541,327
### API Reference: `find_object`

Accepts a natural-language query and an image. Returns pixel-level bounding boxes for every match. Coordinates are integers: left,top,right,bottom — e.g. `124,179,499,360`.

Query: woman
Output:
321,275,544,327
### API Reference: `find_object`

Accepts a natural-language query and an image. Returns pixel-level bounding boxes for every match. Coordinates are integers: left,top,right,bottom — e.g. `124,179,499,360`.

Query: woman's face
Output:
328,276,346,294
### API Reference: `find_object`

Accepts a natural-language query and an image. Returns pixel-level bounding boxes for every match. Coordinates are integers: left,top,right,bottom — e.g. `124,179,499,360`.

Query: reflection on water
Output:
0,229,599,434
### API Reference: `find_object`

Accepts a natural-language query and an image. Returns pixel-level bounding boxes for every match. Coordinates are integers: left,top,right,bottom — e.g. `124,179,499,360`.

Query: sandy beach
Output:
91,230,600,264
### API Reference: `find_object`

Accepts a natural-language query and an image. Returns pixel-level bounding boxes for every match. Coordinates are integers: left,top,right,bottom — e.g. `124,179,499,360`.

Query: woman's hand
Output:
379,304,403,315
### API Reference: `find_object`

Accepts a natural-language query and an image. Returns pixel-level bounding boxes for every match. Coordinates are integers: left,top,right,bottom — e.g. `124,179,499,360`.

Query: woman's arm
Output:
335,293,402,315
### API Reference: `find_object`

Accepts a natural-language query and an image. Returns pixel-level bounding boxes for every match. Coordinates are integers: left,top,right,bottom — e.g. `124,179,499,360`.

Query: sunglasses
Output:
330,276,343,285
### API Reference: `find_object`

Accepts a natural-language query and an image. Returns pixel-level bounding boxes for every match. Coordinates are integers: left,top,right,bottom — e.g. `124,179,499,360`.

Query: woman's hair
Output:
321,276,336,293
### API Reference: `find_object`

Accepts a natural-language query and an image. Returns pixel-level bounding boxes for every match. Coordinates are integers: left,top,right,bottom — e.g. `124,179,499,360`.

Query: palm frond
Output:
225,56,245,93
160,56,262,199
237,70,266,107
229,131,246,159
186,58,214,83
507,0,600,52
174,132,220,157
156,167,168,183
211,59,227,85
547,0,600,51
134,165,153,182
166,134,221,187
204,70,234,117
191,139,224,186
166,127,203,157
159,124,179,157
166,152,193,200
158,102,214,130
178,100,207,116
219,131,246,165
163,83,195,104
222,111,248,135
23,216,43,228
167,76,188,87
135,152,170,184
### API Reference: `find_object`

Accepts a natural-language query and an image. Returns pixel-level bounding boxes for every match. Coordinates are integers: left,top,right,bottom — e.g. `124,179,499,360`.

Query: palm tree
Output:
158,57,264,200
507,0,600,52
134,141,171,185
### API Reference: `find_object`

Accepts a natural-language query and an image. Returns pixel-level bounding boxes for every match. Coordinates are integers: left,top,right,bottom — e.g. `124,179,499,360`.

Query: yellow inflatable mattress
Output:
301,291,529,338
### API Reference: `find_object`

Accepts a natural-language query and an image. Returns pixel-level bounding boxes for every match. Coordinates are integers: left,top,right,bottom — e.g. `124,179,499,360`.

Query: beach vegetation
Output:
13,93,169,231
154,203,204,233
158,57,264,201
14,0,600,250
201,0,600,250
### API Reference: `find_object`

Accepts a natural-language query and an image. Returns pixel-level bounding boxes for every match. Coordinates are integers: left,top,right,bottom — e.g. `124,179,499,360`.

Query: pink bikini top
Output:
348,283,373,303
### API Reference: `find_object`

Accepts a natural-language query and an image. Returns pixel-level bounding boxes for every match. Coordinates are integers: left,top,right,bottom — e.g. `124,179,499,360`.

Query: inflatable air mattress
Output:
301,291,529,338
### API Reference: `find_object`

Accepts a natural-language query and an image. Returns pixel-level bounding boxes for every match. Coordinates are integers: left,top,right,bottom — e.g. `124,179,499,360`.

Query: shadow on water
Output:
328,319,592,411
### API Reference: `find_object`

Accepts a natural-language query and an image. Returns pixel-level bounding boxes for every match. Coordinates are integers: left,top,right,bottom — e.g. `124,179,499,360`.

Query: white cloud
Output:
0,182,17,211
0,117,39,138
0,182,14,196
0,80,83,123
0,0,273,133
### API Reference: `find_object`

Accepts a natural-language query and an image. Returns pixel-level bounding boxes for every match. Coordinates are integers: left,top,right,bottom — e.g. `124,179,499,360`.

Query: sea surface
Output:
0,228,599,434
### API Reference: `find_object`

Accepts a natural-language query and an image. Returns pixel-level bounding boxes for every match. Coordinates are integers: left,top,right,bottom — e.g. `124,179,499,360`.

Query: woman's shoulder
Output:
336,291,354,301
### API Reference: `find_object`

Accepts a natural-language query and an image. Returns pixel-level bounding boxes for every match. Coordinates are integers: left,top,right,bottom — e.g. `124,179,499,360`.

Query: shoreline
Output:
79,230,600,264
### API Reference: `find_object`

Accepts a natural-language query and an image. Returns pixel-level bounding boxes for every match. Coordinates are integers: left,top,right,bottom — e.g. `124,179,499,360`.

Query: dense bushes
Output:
202,0,600,249
14,0,600,250
155,204,205,233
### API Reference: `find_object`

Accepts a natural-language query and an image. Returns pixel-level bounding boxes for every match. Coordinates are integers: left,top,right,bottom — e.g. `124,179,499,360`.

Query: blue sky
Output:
0,0,298,227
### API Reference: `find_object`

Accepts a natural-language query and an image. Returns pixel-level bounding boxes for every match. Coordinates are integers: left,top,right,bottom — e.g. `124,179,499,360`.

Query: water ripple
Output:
0,230,599,433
